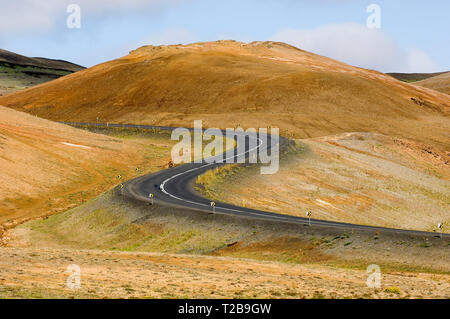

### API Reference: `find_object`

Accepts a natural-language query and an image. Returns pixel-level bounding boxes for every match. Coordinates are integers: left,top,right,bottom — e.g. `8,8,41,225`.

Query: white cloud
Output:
0,0,183,35
0,1,57,34
271,23,441,73
405,48,441,73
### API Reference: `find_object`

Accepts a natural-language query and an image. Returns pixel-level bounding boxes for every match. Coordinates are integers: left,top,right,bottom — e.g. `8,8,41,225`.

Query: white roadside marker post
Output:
306,210,312,226
438,223,443,239
149,193,154,206
211,201,217,232
118,175,124,199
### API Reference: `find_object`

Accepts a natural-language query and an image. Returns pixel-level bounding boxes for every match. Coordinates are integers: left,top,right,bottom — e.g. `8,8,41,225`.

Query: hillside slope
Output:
387,72,448,83
414,72,450,95
0,49,85,94
0,49,84,72
0,40,449,149
197,133,450,233
0,106,172,239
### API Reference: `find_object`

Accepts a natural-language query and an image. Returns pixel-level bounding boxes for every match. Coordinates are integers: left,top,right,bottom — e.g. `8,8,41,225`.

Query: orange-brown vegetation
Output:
0,40,448,149
0,106,172,241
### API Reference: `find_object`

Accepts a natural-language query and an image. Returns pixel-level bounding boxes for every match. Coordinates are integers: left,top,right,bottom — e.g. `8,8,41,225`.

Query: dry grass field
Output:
2,190,448,299
1,246,448,299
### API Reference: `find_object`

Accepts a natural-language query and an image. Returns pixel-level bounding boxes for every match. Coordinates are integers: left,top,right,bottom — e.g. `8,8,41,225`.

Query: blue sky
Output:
0,0,448,72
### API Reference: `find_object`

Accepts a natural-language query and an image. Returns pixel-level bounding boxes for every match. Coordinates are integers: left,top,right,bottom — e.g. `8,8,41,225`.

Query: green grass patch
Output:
384,286,401,294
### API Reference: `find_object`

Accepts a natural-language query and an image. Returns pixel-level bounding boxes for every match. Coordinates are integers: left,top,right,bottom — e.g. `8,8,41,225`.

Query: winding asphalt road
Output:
65,122,449,239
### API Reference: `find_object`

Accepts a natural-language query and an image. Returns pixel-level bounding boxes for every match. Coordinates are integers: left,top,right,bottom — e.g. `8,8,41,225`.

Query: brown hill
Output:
0,40,449,149
0,49,85,95
387,71,448,83
414,72,450,95
0,105,172,238
0,48,84,72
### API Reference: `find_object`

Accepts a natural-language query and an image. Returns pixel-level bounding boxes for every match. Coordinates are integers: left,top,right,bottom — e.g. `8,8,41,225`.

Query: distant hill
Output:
0,40,449,150
0,49,84,72
387,71,448,83
0,49,84,95
413,72,450,95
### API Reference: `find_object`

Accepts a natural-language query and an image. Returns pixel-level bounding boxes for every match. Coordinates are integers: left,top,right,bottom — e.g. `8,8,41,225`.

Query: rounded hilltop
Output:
0,40,448,150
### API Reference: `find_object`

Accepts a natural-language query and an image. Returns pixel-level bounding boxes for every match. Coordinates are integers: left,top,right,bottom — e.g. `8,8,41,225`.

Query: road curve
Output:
64,122,449,239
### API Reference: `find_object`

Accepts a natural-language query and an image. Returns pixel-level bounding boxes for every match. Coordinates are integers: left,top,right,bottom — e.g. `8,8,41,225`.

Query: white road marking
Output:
157,136,341,224
160,133,266,213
